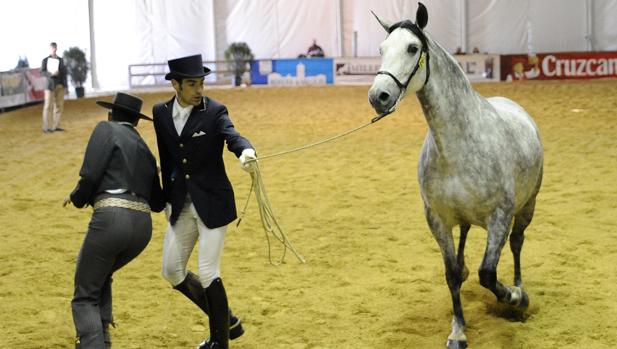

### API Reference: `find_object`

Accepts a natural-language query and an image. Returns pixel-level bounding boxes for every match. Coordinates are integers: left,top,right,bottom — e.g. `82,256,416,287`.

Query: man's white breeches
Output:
161,197,226,288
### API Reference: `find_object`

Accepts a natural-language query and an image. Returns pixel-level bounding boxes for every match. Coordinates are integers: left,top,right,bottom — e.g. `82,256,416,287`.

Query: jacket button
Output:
179,143,184,148
185,174,190,180
182,158,188,164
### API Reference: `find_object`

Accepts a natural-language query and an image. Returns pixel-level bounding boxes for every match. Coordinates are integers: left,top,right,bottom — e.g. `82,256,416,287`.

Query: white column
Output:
88,0,99,89
459,0,467,53
336,0,343,57
585,0,594,51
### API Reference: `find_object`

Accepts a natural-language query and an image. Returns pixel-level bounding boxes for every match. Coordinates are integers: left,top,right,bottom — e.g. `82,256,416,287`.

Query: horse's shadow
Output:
485,301,531,323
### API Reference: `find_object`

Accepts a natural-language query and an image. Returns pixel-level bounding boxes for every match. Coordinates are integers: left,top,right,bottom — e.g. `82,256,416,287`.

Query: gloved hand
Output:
239,148,257,172
164,203,172,222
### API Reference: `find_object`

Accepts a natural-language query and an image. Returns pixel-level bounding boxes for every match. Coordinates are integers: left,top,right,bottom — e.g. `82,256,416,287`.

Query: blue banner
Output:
250,58,333,85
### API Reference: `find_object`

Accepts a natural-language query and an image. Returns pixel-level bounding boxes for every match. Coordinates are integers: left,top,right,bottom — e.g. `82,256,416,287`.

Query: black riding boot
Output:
198,278,230,349
174,272,244,340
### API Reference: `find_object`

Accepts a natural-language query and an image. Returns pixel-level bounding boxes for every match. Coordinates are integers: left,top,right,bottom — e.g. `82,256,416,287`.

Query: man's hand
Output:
164,203,172,222
62,196,71,207
239,148,257,172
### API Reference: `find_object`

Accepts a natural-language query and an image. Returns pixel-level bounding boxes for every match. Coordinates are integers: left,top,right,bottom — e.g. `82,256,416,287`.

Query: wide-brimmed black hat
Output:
165,54,211,80
96,92,153,121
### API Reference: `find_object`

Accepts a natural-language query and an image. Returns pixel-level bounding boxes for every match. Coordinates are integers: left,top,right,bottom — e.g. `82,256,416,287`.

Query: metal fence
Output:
128,60,251,88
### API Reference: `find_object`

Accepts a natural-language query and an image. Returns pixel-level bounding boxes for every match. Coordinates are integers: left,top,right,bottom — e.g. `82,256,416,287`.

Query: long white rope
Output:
237,110,394,265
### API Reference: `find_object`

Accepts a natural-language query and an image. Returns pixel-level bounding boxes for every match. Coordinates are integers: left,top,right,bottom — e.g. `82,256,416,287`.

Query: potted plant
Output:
63,47,89,98
224,42,254,87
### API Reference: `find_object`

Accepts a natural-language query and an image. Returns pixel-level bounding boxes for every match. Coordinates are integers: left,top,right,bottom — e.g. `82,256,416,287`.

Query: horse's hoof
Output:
446,339,468,349
518,290,529,309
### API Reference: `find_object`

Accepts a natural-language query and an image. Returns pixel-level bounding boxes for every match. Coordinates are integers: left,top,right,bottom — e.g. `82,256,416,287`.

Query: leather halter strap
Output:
376,20,431,92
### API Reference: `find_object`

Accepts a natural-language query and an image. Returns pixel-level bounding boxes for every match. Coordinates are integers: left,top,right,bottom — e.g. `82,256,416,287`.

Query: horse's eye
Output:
408,45,419,55
378,47,383,55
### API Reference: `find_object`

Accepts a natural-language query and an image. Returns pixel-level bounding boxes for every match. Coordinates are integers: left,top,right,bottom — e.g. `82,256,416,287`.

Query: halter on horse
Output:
369,3,544,349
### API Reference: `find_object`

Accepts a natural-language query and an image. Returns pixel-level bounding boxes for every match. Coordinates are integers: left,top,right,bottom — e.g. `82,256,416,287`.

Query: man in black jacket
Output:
153,54,256,349
64,92,165,348
41,42,68,133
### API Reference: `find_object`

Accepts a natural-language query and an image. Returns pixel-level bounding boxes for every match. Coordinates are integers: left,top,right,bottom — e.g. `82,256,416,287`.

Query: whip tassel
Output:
237,161,305,265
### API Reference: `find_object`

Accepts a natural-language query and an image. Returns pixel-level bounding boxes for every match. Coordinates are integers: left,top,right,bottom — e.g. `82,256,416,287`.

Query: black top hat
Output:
96,92,153,121
165,54,211,80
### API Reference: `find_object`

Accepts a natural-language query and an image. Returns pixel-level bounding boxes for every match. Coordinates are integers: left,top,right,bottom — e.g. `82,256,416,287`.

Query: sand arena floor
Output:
1,80,616,349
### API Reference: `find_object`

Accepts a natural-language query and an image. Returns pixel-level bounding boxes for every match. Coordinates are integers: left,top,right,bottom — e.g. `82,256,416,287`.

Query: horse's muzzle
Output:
368,85,397,114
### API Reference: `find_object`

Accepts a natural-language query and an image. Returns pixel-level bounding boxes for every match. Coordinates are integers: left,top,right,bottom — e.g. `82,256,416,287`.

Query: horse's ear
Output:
416,2,428,29
371,10,392,32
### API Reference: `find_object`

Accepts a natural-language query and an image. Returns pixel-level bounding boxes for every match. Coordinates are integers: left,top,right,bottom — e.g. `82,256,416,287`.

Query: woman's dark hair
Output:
109,108,139,123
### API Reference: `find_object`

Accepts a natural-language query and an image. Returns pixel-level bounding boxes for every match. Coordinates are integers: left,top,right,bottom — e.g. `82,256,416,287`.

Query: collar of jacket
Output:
163,96,209,140
165,96,208,112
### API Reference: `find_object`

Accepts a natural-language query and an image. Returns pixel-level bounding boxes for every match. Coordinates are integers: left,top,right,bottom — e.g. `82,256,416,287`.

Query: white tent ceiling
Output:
2,0,617,91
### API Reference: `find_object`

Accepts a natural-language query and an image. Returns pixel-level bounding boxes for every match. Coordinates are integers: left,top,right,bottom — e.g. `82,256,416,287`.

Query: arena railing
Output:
128,60,251,88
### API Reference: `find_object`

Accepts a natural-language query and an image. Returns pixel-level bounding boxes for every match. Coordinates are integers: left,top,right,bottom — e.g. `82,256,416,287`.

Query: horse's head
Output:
368,3,429,115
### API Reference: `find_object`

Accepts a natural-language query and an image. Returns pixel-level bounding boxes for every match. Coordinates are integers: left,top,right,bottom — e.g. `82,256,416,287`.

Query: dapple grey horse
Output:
368,3,543,348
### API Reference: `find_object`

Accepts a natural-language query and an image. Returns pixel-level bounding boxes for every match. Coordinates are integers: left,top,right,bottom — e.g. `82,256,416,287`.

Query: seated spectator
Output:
307,39,324,57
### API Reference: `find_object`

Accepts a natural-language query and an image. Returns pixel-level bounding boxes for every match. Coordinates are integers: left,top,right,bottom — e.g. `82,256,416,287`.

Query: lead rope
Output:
237,110,394,265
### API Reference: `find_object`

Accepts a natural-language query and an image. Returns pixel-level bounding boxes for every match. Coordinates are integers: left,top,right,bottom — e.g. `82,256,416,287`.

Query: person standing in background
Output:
41,42,67,133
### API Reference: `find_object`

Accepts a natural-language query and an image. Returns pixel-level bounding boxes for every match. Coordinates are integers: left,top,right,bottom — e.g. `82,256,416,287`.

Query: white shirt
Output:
172,97,194,136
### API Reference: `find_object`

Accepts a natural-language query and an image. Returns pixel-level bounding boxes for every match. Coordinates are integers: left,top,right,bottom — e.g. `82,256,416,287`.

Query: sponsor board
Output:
501,52,617,81
333,55,500,84
0,68,46,109
454,54,500,82
250,58,333,86
334,58,380,84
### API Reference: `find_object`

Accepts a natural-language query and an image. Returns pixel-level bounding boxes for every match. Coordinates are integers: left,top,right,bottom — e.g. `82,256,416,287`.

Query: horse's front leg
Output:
426,209,467,349
479,206,528,309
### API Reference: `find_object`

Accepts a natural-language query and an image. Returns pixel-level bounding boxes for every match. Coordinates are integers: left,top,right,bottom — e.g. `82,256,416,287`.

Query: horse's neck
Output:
416,38,480,155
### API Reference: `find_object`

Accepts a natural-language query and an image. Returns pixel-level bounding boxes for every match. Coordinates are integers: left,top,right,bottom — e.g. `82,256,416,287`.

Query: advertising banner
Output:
0,68,46,110
501,52,617,81
25,68,46,102
0,71,26,109
334,58,381,84
333,55,500,85
454,54,500,82
250,58,333,86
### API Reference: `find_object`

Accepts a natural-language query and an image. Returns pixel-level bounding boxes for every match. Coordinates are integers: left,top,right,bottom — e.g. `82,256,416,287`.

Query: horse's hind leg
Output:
458,224,470,282
425,209,467,349
478,206,527,308
511,197,535,287
505,196,536,308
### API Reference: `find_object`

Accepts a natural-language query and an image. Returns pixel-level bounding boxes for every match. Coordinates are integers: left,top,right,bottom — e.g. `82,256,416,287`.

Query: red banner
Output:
24,68,46,102
501,51,617,81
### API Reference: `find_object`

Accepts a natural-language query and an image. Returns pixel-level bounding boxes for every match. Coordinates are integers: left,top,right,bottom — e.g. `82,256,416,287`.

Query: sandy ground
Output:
1,80,616,349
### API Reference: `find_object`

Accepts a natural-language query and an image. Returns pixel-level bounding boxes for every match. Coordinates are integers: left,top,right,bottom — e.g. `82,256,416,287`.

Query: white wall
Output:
3,0,617,90
0,1,89,78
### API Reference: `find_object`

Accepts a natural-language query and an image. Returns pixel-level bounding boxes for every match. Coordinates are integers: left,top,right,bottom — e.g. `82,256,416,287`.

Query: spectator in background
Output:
41,42,67,133
472,47,480,54
454,47,465,55
307,39,325,57
15,56,29,69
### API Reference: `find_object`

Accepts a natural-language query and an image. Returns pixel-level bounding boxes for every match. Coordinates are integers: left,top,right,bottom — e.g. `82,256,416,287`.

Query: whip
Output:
237,110,394,265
